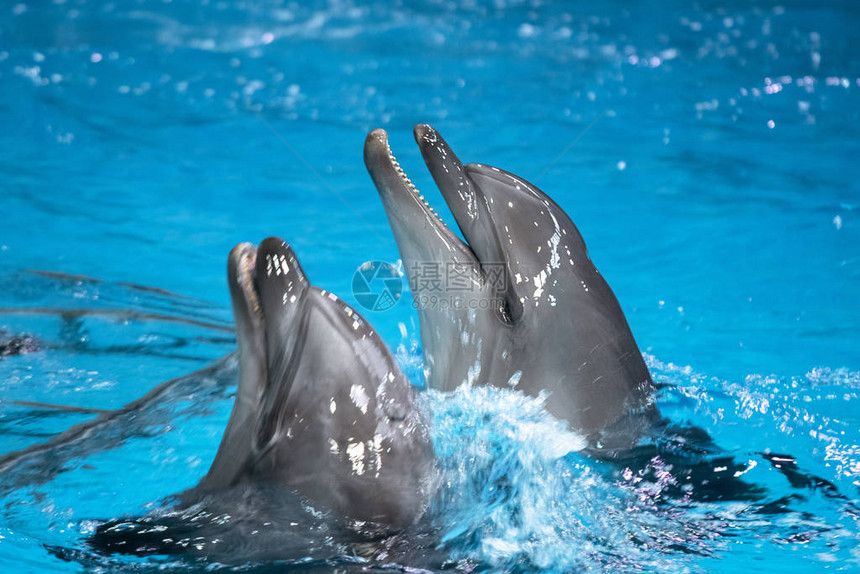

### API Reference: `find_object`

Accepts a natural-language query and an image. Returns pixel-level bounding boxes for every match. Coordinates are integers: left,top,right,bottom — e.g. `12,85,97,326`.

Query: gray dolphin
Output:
198,237,433,527
364,125,656,445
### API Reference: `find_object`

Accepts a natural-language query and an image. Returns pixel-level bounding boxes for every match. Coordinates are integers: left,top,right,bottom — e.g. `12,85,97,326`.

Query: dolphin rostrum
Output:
364,125,656,446
199,237,433,527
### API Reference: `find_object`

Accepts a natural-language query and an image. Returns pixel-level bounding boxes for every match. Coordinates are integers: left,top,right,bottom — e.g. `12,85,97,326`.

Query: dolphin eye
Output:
383,399,408,421
497,295,522,325
376,391,409,421
498,301,513,324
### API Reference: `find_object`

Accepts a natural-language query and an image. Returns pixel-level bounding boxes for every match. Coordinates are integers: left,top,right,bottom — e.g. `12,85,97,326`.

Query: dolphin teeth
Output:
240,253,262,316
385,142,420,195
385,140,452,232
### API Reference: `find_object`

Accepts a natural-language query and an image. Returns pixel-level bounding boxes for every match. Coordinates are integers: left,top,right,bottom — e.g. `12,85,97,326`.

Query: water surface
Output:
1,0,858,571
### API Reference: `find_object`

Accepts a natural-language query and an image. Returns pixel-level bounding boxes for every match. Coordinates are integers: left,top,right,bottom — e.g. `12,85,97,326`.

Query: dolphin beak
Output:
369,124,522,323
225,238,312,405
364,127,479,276
413,124,480,226
413,124,509,284
206,242,268,491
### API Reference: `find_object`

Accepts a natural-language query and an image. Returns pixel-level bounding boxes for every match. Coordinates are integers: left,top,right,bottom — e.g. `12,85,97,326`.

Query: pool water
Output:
1,0,858,571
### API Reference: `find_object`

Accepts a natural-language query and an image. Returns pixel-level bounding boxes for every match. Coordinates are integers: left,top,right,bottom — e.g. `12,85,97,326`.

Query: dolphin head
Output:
365,125,655,438
204,237,433,527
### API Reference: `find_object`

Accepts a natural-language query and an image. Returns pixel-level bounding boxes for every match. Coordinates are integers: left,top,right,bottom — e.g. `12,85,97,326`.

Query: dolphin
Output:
83,237,435,561
364,125,657,447
192,237,434,527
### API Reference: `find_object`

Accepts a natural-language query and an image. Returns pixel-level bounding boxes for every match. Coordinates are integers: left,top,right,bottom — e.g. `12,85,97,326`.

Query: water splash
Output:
423,386,716,572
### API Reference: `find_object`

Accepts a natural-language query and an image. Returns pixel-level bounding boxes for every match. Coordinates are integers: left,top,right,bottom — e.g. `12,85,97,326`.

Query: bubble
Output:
518,23,537,38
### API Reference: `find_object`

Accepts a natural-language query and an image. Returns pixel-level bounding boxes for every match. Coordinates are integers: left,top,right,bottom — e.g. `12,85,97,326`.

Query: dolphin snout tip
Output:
366,128,388,145
228,242,256,264
413,123,433,142
258,236,289,253
364,129,391,169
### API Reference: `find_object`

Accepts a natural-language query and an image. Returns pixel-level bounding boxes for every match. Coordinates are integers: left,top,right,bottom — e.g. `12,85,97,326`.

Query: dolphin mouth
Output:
364,128,476,260
364,129,450,226
228,243,263,322
228,238,308,334
364,125,520,323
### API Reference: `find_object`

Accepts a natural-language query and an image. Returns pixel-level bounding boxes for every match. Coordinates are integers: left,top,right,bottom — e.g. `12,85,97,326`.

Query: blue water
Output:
1,0,859,571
